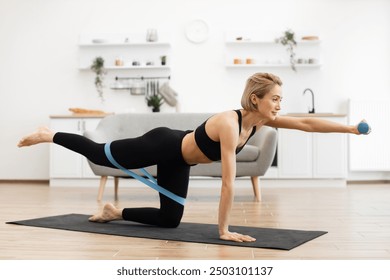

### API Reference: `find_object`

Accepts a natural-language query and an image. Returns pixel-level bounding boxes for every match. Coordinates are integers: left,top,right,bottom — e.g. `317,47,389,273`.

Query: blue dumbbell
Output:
357,121,371,135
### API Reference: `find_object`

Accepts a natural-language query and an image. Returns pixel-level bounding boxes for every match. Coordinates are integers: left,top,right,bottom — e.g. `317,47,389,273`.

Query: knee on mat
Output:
159,216,182,228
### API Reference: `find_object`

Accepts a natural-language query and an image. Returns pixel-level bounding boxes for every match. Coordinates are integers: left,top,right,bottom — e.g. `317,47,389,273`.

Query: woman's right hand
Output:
220,231,256,243
356,119,371,135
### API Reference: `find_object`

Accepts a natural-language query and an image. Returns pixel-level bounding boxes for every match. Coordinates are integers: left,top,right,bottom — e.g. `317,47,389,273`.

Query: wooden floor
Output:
1,180,390,260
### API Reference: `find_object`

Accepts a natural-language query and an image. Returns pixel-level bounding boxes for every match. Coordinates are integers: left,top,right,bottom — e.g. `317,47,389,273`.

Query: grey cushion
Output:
236,145,259,162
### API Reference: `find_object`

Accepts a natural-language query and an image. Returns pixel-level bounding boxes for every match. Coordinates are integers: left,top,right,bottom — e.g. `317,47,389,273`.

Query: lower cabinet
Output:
278,116,347,179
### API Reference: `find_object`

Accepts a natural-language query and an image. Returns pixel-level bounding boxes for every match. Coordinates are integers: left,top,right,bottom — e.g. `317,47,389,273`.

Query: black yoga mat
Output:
7,214,326,250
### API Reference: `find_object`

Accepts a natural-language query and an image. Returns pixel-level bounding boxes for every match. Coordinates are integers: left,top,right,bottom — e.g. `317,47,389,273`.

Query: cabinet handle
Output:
82,120,86,132
77,120,81,131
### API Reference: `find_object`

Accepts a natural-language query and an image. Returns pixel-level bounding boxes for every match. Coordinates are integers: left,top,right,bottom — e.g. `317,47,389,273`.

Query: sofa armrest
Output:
252,126,278,175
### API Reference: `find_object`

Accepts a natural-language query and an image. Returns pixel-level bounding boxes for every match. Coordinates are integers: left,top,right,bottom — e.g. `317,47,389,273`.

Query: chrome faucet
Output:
303,88,315,114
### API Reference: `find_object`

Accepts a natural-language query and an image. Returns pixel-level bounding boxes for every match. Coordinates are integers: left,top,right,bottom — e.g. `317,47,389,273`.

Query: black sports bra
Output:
194,110,256,161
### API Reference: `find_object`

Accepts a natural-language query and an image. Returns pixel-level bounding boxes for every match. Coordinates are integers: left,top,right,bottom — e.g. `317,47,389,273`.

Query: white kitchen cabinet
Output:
278,116,347,179
49,116,103,179
278,129,312,178
312,131,347,178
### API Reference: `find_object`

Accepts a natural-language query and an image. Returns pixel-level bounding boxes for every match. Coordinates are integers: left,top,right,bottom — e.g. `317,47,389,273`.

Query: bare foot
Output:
89,203,123,223
18,127,54,147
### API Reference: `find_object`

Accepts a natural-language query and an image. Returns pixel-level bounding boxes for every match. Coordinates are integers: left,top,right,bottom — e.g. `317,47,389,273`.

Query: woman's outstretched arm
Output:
266,115,361,134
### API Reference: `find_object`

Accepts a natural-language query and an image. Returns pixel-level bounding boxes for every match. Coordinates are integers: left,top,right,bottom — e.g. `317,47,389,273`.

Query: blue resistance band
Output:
104,142,186,205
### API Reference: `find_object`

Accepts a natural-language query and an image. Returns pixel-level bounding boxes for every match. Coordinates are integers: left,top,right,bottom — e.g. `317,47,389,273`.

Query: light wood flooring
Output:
1,180,390,260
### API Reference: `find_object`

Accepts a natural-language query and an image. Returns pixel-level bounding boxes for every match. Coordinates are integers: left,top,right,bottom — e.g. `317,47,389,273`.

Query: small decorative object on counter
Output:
275,29,297,72
233,58,242,64
146,93,164,112
90,56,106,102
146,79,164,112
68,107,109,116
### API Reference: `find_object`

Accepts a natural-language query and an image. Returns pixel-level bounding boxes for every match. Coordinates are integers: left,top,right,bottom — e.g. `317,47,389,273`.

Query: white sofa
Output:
84,113,277,202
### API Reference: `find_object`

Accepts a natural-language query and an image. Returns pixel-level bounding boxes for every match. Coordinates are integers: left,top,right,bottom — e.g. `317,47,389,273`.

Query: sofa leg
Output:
114,177,119,199
97,176,108,201
250,176,261,202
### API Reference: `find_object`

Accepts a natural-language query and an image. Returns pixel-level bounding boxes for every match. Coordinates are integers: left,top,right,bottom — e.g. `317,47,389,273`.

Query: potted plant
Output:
275,29,297,72
146,93,164,112
90,56,106,101
160,55,167,66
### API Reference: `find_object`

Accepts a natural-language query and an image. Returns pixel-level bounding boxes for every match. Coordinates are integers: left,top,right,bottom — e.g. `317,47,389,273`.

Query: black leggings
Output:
53,127,192,228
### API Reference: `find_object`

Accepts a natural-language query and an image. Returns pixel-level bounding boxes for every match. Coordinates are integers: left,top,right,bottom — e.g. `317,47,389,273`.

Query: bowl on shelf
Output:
92,39,108,44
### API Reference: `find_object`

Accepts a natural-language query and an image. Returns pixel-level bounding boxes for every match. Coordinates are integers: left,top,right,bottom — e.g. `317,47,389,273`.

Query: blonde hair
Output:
241,73,283,111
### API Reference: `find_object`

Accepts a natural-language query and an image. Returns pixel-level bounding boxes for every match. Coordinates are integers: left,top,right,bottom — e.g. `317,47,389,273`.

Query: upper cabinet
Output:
78,32,171,71
224,29,322,70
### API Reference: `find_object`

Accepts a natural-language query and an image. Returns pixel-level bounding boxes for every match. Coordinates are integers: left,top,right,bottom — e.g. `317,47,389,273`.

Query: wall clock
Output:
185,19,209,43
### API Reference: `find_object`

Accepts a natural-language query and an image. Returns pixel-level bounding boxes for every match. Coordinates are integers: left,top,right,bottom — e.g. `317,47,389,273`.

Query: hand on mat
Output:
220,231,256,243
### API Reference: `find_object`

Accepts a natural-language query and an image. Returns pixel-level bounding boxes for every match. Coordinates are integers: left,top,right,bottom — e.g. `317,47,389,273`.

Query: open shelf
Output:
79,65,170,71
225,40,321,45
225,63,321,68
79,42,170,47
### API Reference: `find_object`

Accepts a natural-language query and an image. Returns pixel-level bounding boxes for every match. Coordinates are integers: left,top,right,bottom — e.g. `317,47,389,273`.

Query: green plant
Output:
275,29,297,72
146,93,164,112
90,56,106,101
160,55,167,66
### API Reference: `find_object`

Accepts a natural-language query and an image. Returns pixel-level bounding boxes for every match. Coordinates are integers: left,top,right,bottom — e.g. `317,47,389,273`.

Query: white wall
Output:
1,0,389,179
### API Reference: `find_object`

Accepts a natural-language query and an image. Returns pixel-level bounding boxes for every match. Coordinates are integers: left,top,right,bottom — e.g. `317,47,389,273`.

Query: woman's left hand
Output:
220,231,256,243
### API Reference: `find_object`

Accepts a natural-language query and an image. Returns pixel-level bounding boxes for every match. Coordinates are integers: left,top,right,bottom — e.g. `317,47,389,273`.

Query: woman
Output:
18,73,364,243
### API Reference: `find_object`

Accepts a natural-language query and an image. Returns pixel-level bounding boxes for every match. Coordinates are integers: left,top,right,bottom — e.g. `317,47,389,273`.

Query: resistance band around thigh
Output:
104,142,186,205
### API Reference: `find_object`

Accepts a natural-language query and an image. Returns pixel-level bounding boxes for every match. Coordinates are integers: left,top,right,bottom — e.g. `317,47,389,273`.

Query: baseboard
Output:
48,177,349,188
347,180,390,184
0,179,49,185
3,178,388,189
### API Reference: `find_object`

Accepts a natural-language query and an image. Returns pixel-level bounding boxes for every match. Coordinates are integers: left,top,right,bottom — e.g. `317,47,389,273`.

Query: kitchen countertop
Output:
285,113,347,117
50,112,347,118
50,113,113,118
